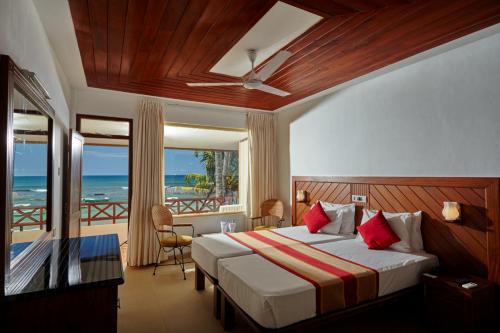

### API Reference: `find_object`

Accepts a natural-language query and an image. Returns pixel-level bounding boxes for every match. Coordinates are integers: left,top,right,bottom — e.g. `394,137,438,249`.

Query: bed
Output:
217,239,439,330
192,225,355,281
192,226,355,319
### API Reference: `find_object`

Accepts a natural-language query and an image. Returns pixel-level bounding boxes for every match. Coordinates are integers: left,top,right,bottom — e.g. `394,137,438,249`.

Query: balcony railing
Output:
165,197,226,215
81,202,129,226
12,206,46,231
12,196,234,230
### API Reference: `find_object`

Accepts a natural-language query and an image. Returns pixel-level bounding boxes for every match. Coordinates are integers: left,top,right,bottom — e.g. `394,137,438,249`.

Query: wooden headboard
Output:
292,176,500,284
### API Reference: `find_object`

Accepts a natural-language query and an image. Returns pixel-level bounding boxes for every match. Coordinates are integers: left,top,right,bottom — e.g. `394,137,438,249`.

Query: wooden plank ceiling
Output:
69,0,500,110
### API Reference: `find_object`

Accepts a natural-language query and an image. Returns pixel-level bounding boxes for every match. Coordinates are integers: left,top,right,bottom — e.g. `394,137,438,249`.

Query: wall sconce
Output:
442,202,460,222
296,190,308,203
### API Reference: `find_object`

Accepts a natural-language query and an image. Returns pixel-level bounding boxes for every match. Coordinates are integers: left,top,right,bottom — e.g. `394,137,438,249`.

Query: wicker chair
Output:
249,199,285,230
151,205,194,279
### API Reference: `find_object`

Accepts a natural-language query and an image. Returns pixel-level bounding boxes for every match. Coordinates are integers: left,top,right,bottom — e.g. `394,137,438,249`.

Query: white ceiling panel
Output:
164,125,247,150
210,1,322,77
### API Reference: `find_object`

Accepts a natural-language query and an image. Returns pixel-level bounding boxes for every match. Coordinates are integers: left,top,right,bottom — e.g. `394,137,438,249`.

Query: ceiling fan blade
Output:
186,82,243,87
256,50,292,81
255,84,290,97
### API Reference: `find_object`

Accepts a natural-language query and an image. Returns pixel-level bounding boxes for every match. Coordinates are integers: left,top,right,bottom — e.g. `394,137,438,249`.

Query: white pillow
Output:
320,202,356,235
308,202,343,234
410,211,423,251
356,209,422,253
320,208,343,234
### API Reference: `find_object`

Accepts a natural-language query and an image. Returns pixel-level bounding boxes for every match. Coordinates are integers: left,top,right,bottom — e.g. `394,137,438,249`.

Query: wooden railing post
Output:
39,207,44,230
112,203,116,224
88,204,91,226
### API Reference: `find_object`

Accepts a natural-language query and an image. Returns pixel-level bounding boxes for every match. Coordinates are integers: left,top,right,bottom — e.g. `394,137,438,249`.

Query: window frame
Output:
75,114,134,224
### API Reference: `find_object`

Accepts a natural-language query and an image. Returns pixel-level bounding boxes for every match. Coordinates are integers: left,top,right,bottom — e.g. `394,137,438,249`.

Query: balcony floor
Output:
12,223,128,244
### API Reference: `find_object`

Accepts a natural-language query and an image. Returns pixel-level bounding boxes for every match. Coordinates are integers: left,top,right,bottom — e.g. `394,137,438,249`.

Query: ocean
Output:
13,175,191,207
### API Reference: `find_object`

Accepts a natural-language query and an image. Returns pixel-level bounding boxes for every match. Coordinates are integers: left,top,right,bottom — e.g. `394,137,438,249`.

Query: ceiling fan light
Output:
243,79,261,89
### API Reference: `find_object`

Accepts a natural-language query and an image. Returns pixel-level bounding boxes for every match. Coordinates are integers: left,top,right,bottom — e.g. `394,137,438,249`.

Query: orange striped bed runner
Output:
226,230,378,314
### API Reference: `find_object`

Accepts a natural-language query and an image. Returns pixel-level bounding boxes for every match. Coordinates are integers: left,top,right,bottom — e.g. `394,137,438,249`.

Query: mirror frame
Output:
0,55,55,296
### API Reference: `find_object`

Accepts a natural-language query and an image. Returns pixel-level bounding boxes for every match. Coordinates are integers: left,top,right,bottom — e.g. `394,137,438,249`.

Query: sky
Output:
82,145,205,176
13,143,48,176
14,144,207,176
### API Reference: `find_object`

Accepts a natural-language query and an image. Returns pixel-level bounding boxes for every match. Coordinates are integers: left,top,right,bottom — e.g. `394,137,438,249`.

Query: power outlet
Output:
352,195,367,203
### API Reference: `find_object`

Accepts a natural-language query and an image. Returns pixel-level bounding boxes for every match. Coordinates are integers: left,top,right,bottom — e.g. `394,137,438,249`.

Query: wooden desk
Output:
1,234,124,333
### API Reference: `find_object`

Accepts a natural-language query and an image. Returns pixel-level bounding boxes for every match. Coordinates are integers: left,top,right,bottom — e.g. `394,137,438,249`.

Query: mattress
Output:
191,226,354,279
218,240,438,329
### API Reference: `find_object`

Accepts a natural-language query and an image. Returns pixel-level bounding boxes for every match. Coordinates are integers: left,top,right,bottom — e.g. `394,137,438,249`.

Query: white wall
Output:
0,0,71,126
0,0,72,236
71,87,248,129
277,26,500,224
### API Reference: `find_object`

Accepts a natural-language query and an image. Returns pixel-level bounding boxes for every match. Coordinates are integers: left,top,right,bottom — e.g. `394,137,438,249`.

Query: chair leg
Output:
173,247,178,264
179,247,186,280
153,246,161,276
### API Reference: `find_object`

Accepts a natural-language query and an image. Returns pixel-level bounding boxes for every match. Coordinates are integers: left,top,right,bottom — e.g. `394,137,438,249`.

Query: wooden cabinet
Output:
1,235,124,333
422,274,495,332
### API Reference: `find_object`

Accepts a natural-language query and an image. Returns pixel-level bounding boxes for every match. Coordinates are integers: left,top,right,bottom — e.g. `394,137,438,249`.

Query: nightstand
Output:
422,274,495,332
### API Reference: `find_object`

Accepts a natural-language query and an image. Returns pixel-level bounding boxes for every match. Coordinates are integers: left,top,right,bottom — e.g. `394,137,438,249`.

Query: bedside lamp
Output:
296,190,307,203
442,202,460,222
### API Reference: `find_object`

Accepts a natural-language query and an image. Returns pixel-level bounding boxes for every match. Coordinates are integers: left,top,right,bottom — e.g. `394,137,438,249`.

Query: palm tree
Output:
215,151,224,198
189,150,239,205
194,151,215,182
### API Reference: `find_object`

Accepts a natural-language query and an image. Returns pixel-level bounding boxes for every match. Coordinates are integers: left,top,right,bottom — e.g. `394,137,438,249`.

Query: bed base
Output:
217,284,423,332
194,261,221,319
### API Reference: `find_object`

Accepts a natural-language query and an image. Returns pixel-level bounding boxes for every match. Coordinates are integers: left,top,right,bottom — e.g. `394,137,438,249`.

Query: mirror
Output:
11,89,51,252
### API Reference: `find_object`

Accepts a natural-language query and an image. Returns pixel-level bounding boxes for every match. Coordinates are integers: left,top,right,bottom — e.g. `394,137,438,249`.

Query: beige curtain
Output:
127,99,165,266
248,113,277,222
238,139,249,214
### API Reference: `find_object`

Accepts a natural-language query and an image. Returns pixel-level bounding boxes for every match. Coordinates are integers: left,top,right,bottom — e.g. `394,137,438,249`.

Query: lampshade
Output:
442,202,460,221
296,190,306,203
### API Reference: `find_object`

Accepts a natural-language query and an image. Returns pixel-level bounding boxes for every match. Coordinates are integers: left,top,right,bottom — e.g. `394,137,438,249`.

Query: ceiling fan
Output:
186,49,292,96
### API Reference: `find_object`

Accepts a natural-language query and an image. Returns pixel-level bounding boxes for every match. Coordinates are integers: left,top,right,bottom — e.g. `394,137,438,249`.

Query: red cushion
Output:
304,202,331,233
356,211,400,250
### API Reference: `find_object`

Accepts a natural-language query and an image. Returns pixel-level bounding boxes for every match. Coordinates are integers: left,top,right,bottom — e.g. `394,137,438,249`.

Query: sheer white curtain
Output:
247,113,277,222
127,99,165,266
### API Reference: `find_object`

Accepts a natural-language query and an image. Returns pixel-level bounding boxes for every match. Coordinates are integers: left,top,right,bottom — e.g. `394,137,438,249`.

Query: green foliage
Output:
194,151,215,182
192,150,239,195
224,151,239,191
184,173,213,193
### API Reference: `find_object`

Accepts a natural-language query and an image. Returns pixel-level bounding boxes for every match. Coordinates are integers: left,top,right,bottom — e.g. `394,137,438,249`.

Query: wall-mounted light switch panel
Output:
352,195,367,203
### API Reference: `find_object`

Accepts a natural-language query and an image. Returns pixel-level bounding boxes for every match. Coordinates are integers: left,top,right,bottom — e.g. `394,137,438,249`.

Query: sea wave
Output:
30,189,47,193
121,187,128,190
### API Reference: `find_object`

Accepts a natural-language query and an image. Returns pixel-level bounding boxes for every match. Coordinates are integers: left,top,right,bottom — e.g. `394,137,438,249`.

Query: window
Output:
164,124,247,215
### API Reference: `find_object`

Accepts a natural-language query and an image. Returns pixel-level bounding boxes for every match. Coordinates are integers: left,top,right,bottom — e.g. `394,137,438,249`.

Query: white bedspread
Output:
191,226,354,278
218,239,438,329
